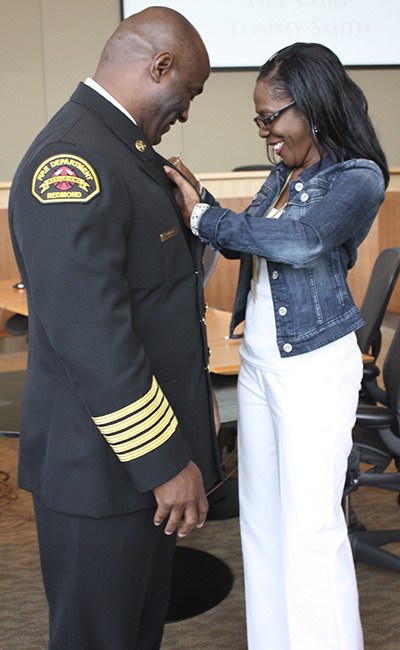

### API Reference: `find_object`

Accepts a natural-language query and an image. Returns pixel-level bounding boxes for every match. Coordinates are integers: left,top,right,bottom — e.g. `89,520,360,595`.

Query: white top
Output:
240,186,288,368
240,257,281,368
240,256,357,371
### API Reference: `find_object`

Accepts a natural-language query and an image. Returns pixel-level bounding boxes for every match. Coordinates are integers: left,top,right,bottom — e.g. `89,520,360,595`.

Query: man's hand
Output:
164,165,199,227
153,461,208,538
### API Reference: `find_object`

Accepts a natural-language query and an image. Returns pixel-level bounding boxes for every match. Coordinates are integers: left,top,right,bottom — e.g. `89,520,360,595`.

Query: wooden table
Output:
0,286,374,370
205,307,374,373
0,277,28,317
206,308,242,375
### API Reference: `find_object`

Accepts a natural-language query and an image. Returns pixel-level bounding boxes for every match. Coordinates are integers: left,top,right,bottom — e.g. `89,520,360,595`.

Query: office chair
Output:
4,314,28,337
344,318,400,572
202,245,219,288
356,247,400,404
207,314,240,520
201,245,240,518
357,247,400,359
232,164,273,172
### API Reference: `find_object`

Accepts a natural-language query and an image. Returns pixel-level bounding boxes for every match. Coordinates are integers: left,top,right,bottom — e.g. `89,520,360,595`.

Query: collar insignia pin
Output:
135,140,147,152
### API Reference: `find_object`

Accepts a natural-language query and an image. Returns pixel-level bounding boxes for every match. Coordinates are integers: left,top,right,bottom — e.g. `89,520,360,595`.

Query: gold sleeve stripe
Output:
92,377,179,462
93,376,159,426
117,416,178,462
107,405,175,453
101,399,170,444
97,388,164,435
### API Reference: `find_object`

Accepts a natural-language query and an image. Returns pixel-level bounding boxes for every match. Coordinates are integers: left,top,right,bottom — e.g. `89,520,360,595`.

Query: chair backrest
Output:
4,313,28,337
232,164,273,172
383,319,400,430
203,245,219,288
356,247,400,356
358,317,400,458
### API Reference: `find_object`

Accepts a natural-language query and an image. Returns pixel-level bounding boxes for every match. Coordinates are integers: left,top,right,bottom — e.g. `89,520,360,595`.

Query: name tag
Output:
160,226,179,242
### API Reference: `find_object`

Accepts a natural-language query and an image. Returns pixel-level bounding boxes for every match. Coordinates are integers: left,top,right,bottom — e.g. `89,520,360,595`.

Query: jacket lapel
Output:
70,83,192,249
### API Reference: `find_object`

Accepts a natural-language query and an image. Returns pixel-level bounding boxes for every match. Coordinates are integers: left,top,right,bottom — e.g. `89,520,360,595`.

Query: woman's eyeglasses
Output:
254,101,296,130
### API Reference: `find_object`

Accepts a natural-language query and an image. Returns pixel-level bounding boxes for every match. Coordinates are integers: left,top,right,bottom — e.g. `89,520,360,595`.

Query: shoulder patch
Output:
31,154,100,204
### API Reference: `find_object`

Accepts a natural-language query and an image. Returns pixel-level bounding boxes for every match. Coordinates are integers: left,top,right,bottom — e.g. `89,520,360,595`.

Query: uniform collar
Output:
84,77,137,126
70,83,194,252
71,82,152,161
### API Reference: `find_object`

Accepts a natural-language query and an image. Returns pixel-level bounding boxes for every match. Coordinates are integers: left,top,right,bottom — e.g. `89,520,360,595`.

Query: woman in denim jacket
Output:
165,43,389,650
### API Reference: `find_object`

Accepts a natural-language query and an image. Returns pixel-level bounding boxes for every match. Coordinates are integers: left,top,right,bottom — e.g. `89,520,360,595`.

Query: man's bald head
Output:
92,6,210,145
96,6,208,71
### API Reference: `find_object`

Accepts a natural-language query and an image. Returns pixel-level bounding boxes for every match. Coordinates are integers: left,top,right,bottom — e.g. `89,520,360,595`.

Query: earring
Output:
313,125,319,135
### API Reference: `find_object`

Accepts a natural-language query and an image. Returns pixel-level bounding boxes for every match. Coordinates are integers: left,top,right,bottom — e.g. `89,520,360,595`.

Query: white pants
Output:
238,334,364,650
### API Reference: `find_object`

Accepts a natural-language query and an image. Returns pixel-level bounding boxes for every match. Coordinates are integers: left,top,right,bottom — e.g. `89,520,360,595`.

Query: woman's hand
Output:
164,164,200,228
168,155,200,191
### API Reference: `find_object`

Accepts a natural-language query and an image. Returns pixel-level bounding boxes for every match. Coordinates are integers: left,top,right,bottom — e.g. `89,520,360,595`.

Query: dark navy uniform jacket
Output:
9,83,222,517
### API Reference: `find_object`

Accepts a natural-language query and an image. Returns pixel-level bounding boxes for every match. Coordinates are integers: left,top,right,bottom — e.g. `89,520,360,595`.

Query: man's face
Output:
140,46,210,145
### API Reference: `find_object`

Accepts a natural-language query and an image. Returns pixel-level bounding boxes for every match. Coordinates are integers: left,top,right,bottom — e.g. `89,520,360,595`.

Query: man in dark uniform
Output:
8,7,222,648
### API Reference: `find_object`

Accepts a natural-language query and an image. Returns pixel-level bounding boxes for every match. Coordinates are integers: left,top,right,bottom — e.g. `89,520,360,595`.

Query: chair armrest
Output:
361,380,388,406
359,472,400,490
356,404,393,428
362,364,380,380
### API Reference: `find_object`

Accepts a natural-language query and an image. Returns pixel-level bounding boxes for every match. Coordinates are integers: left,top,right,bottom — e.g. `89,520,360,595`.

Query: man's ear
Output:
150,52,173,83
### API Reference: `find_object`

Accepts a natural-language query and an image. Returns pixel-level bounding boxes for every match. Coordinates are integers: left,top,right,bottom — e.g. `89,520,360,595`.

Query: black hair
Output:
258,42,389,187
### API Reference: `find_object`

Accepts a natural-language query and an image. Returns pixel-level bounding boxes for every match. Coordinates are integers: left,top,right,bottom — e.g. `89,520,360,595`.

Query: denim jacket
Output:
199,156,386,357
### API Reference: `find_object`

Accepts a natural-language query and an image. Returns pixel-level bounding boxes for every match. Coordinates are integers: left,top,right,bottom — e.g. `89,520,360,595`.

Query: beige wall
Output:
0,0,121,181
1,0,400,180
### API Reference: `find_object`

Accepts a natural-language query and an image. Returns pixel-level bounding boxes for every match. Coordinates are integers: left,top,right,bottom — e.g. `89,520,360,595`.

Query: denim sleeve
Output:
198,164,385,268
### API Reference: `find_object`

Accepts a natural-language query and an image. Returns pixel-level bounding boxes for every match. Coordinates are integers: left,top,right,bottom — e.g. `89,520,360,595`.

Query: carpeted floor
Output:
2,325,400,649
0,435,247,650
0,370,24,434
2,435,400,649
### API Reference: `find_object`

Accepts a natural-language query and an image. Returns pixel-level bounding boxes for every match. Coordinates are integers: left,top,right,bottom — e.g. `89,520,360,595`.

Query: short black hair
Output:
258,42,389,187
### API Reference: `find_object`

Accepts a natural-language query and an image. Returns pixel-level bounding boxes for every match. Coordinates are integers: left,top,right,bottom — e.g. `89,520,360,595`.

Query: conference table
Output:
0,277,28,318
0,277,243,369
0,279,242,432
204,306,375,369
0,278,373,370
205,306,243,375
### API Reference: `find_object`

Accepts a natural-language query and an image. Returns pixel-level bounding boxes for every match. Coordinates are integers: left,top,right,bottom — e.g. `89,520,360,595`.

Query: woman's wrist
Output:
190,203,210,236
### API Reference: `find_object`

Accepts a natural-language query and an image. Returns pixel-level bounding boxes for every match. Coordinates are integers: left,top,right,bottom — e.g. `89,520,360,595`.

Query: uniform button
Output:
195,270,199,274
295,182,303,191
278,306,287,316
271,270,279,280
283,343,293,353
300,192,309,202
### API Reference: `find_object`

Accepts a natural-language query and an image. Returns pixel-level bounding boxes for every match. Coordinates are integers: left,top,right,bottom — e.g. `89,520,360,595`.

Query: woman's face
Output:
253,80,322,172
